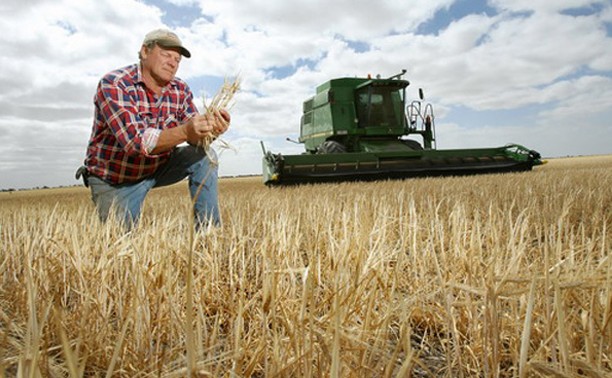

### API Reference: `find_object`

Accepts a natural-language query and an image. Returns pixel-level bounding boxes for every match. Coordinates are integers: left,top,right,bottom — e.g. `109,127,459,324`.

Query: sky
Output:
0,0,611,189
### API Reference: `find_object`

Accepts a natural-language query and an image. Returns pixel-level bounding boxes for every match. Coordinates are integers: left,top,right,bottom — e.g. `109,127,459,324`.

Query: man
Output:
77,29,230,229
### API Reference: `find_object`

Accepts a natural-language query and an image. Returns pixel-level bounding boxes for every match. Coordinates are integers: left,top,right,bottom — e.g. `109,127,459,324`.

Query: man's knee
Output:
185,146,218,175
88,177,148,226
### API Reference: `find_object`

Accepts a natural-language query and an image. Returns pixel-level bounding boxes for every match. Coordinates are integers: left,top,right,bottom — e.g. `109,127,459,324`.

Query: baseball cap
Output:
142,29,191,58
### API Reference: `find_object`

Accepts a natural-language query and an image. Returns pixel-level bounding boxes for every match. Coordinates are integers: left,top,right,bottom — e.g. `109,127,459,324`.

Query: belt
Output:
75,166,90,187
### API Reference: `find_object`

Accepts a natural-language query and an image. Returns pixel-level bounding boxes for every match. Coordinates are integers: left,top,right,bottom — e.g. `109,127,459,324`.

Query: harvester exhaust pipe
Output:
388,69,407,80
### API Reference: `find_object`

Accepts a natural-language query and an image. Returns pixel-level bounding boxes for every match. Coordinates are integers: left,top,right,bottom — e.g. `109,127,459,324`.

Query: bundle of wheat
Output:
200,76,241,155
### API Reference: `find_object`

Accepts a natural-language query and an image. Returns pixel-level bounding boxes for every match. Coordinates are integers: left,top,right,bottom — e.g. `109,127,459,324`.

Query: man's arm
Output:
150,124,188,154
150,111,230,154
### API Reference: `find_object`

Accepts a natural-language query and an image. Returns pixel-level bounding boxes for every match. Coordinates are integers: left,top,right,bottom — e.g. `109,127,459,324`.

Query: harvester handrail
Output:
424,103,436,149
407,101,423,126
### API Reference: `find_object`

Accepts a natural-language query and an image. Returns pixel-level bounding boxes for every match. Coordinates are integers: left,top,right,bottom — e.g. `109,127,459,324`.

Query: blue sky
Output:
0,0,611,189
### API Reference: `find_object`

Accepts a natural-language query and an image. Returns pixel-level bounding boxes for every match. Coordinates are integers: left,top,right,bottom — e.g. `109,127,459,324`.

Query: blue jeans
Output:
88,145,220,229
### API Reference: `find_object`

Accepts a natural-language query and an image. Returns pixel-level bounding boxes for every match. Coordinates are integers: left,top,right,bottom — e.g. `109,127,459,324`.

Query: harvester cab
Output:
261,70,542,185
298,70,432,155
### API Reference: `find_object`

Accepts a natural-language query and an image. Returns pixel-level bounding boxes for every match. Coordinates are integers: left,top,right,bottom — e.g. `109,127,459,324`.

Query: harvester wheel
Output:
317,140,346,154
401,139,424,150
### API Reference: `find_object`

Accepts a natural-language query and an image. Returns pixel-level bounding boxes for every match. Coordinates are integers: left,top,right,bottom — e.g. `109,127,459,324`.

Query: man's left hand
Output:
212,109,231,135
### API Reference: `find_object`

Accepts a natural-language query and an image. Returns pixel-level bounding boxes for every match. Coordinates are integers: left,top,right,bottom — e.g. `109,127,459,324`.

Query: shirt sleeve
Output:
95,77,148,157
179,82,199,122
142,128,161,154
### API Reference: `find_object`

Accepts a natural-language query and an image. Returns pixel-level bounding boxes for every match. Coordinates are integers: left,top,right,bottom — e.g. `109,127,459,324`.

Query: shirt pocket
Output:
162,114,178,130
137,111,155,129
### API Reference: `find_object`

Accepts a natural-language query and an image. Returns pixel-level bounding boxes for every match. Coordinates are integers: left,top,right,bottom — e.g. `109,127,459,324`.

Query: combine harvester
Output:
261,70,542,185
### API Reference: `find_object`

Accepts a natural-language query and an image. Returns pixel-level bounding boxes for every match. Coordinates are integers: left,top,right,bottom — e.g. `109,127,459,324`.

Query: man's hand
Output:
184,115,212,145
212,109,231,136
151,110,231,154
184,110,231,145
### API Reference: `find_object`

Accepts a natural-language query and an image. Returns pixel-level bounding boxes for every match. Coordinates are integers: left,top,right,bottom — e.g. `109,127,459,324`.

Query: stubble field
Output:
1,155,610,377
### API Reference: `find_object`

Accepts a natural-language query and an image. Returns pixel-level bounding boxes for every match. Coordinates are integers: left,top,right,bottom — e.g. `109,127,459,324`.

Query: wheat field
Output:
1,155,610,377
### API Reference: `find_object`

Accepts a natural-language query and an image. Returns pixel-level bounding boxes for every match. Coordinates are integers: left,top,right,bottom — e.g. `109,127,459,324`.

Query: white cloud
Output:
540,75,612,119
0,0,611,189
195,0,454,40
165,0,198,6
489,0,608,14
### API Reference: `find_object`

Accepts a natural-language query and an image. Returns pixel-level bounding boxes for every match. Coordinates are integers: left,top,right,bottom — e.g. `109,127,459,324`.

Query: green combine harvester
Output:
261,70,543,185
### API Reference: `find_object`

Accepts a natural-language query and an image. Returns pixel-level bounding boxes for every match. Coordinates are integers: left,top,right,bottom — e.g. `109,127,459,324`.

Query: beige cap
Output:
143,29,191,58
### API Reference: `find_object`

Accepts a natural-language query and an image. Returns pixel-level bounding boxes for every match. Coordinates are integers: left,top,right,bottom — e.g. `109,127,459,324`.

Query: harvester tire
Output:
401,139,424,150
317,140,346,154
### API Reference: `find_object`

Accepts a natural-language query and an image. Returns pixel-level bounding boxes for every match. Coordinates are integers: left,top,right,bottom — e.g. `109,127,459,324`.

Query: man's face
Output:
141,44,182,85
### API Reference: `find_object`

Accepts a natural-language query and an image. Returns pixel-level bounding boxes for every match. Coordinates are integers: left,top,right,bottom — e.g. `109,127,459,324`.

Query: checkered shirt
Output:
84,63,198,184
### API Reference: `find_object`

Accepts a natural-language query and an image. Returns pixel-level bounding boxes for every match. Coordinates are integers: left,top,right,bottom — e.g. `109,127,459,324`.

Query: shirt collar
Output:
135,63,145,84
135,63,179,90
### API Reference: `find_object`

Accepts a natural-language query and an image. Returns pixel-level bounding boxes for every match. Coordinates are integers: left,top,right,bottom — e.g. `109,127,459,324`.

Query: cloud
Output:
195,0,454,39
0,0,611,189
492,0,611,14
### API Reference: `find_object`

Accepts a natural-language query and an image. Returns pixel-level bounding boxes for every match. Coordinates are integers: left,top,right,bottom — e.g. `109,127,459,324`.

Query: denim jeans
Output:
88,145,220,229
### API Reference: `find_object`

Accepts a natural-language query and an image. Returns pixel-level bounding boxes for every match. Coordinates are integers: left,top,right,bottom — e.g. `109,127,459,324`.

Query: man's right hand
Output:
152,112,228,154
184,114,215,145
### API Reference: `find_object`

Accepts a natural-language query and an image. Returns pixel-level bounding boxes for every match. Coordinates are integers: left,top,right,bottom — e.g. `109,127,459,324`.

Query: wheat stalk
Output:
199,76,241,157
1,156,611,376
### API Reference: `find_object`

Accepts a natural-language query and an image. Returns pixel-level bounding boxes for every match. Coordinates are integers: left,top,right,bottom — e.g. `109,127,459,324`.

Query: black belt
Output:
75,166,90,187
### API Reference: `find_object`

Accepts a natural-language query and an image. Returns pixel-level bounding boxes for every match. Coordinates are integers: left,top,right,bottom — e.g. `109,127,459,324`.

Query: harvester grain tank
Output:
261,70,542,185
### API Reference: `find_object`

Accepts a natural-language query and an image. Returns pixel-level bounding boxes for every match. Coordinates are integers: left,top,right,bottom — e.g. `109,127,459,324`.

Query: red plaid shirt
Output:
85,64,198,184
